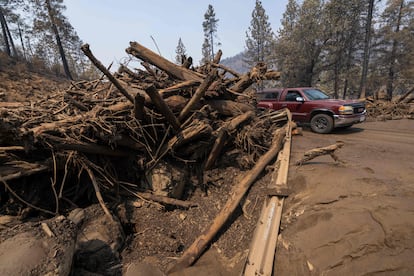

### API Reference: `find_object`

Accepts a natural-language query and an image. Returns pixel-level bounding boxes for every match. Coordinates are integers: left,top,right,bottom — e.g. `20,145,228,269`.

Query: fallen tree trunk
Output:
168,126,287,273
144,85,181,131
81,44,134,103
295,141,345,165
204,111,255,170
126,41,203,82
206,100,254,116
178,69,217,122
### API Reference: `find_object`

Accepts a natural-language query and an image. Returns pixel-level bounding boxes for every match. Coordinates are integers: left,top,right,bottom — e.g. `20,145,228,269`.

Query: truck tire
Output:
310,114,333,134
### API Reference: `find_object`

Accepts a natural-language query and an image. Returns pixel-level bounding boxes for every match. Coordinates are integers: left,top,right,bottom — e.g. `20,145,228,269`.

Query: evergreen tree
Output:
244,0,275,68
275,0,327,87
380,0,413,98
321,0,364,98
201,4,219,64
44,0,72,79
0,0,21,58
275,0,299,85
175,37,187,64
0,6,12,56
358,0,375,98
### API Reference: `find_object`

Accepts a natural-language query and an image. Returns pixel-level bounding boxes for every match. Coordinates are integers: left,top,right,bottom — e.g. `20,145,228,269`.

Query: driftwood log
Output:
295,141,345,165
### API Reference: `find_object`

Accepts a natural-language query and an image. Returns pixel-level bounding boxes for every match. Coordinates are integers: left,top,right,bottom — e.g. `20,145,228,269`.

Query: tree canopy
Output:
201,4,220,64
0,0,96,79
244,0,276,68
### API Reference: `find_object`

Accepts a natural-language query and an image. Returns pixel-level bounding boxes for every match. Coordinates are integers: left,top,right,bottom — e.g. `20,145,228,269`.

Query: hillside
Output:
221,51,249,74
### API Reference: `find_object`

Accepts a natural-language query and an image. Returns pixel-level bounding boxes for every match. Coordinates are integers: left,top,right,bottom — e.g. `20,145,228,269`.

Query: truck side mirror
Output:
296,97,305,102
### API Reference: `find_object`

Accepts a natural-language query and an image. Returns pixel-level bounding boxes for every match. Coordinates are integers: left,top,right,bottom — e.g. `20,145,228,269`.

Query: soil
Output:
275,120,414,275
1,67,413,275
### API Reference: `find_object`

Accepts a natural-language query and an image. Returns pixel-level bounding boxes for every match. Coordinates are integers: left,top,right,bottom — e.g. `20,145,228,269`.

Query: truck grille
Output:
354,107,365,114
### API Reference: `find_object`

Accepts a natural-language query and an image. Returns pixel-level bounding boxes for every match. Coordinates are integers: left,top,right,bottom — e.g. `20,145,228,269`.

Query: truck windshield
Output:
303,89,330,100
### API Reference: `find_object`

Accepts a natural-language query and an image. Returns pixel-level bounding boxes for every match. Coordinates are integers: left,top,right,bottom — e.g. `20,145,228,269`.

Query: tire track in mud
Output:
275,119,414,275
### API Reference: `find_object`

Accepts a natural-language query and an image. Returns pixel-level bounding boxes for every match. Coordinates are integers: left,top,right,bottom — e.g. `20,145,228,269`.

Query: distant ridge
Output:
220,51,249,74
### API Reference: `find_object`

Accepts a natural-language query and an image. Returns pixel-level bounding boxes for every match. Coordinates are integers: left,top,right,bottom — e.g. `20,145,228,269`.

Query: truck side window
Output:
285,91,301,101
265,92,279,99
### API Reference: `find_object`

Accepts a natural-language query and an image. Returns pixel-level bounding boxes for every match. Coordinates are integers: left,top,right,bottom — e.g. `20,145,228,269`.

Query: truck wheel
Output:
310,114,333,134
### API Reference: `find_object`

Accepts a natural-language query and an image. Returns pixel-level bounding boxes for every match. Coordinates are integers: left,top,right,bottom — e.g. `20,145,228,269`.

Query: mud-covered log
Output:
206,100,255,116
42,134,133,157
295,141,345,165
167,121,213,149
204,111,255,170
134,94,146,120
144,85,181,131
178,69,218,121
158,80,201,100
168,126,287,273
126,41,203,82
230,62,268,93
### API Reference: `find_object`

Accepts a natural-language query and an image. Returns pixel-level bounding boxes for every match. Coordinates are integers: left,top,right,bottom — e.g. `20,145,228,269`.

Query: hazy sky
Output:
64,1,288,66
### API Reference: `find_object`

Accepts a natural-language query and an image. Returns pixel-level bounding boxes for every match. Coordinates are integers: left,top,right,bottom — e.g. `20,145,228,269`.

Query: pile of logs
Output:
366,87,414,120
0,41,287,216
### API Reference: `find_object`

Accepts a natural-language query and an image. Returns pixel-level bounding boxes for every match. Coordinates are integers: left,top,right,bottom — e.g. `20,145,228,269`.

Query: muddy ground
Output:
275,119,414,275
123,119,414,275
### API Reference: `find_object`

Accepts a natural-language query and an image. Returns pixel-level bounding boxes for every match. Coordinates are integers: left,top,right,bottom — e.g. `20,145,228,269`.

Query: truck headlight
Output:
339,105,353,115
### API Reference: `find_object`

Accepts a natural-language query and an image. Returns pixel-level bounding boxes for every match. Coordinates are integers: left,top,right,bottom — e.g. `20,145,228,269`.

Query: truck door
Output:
281,90,307,122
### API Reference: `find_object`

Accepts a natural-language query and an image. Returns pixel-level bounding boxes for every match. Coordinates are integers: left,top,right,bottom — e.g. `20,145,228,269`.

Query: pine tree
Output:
275,0,327,87
175,37,187,64
44,0,72,79
0,1,20,58
28,0,88,79
201,4,219,64
244,0,275,68
322,0,364,98
381,0,413,98
358,0,375,99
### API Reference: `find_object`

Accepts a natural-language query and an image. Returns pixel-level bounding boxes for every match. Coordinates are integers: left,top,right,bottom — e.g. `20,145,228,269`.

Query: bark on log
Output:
212,50,222,64
144,85,181,131
167,122,213,149
81,44,134,103
230,63,268,93
0,102,25,108
263,71,281,80
397,86,414,103
158,80,200,99
178,69,218,121
168,127,287,273
126,41,203,82
42,134,133,157
204,111,255,170
134,94,146,121
136,192,198,209
0,163,50,182
210,63,240,78
206,100,255,116
295,141,345,165
230,73,254,93
181,56,193,69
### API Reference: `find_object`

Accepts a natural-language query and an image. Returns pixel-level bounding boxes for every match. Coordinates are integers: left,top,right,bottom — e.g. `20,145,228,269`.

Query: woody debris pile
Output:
0,42,289,275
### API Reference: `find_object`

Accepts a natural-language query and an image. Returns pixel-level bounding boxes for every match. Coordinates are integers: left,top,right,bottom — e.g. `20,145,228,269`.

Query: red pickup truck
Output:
257,87,366,133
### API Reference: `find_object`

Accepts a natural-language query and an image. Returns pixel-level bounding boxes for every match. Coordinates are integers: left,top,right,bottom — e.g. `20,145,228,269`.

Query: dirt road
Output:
275,119,414,275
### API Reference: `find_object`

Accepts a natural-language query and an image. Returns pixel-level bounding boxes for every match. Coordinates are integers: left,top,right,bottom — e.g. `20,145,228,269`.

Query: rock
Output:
71,205,124,275
0,216,77,276
148,161,187,199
